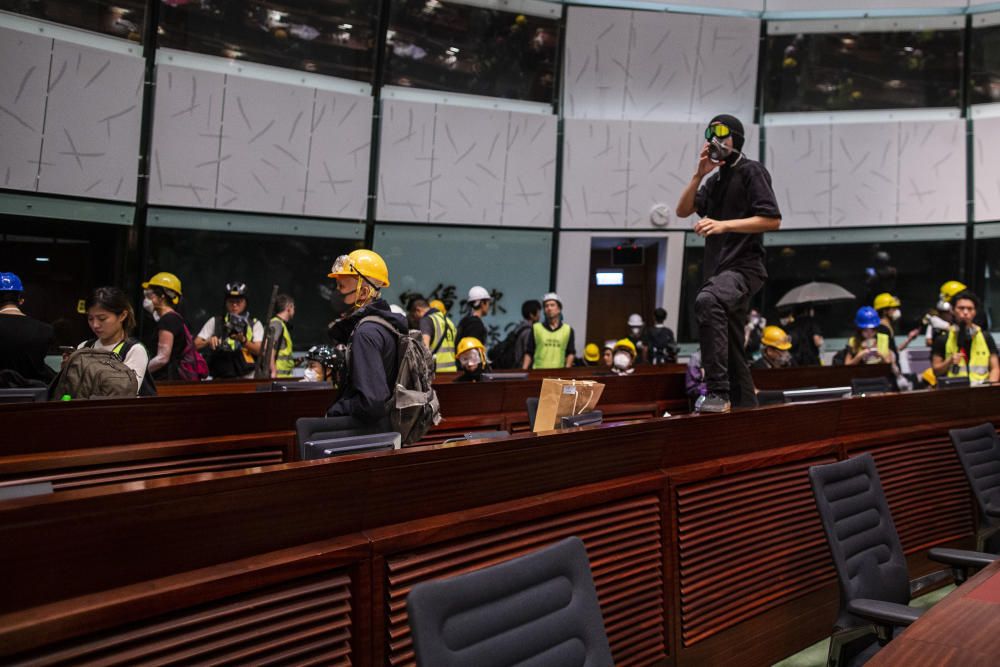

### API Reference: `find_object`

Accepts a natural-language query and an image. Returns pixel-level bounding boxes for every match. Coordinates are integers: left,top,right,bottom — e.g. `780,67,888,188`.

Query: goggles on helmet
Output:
704,124,732,141
330,255,381,291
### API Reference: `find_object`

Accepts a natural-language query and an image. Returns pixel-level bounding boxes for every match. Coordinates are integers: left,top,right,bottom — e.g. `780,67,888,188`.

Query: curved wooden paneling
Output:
853,436,975,554
676,456,837,647
8,572,354,666
384,495,664,667
0,449,284,491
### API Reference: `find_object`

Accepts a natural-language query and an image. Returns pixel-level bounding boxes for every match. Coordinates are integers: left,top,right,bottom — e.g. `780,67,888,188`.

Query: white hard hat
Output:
542,292,561,306
389,304,406,316
627,313,644,327
468,286,491,302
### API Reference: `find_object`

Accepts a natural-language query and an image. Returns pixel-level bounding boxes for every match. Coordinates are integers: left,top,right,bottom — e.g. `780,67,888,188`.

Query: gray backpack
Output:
358,316,442,445
51,347,138,399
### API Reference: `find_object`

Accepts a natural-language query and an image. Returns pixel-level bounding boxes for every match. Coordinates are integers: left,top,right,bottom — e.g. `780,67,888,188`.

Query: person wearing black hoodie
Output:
325,249,408,428
675,114,782,413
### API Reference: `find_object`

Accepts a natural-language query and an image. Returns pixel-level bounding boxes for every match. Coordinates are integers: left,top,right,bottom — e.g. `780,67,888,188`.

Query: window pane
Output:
971,25,1000,105
978,238,1000,330
157,0,379,82
764,30,962,112
145,227,362,351
383,0,560,104
0,0,145,41
679,238,965,342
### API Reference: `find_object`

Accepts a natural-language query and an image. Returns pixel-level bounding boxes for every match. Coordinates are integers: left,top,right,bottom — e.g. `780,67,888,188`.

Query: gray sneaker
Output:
696,393,731,413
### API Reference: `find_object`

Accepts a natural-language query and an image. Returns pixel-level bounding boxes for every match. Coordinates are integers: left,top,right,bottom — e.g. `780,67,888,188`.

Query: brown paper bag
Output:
532,378,605,433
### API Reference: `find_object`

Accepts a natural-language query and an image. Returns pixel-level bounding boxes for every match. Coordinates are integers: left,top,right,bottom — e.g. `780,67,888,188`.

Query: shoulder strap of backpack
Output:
357,315,403,339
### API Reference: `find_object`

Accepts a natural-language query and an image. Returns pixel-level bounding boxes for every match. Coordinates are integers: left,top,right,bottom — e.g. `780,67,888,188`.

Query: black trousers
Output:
695,269,762,408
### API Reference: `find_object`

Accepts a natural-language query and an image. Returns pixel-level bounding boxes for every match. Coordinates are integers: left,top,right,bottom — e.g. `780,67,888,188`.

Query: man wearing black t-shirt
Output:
676,115,782,412
0,272,55,383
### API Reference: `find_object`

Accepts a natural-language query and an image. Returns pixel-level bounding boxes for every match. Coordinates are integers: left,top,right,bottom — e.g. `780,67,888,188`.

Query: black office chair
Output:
0,386,47,403
526,397,539,430
299,432,400,461
406,536,613,667
949,423,1000,553
808,454,996,667
850,376,893,396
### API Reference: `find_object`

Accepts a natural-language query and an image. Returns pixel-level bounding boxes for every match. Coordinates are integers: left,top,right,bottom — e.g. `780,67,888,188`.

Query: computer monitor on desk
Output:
783,386,851,403
259,381,331,392
937,376,971,389
560,411,603,428
482,372,529,381
300,432,401,461
0,387,48,403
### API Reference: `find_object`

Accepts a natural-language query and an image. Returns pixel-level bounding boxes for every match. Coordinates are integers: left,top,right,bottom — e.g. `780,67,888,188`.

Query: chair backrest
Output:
948,423,1000,526
526,397,539,430
851,377,893,396
0,387,47,403
407,536,614,667
756,389,785,406
808,453,911,629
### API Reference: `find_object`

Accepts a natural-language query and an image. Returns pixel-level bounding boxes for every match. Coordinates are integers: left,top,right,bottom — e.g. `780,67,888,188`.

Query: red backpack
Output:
164,312,208,380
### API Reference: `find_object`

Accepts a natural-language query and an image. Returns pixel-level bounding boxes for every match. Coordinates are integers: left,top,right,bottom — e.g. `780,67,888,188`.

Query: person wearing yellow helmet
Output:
326,249,411,427
455,337,489,383
922,279,967,347
142,271,198,381
409,297,457,373
873,293,919,360
750,325,794,369
582,343,601,366
611,339,637,375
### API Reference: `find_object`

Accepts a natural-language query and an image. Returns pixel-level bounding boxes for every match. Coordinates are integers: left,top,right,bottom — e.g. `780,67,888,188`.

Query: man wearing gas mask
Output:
930,291,999,385
675,114,781,413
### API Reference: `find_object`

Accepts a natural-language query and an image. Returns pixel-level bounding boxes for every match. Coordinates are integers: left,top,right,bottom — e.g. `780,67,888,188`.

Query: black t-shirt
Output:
456,315,487,345
932,326,999,360
695,158,781,280
0,313,55,381
791,317,823,367
154,310,189,380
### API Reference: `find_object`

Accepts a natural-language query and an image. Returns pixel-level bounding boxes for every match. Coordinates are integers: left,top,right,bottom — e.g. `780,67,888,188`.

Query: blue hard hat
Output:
855,306,881,329
0,272,23,292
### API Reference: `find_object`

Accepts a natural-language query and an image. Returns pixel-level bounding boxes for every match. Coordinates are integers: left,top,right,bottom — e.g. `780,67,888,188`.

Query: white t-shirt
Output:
77,338,149,393
197,316,265,345
197,316,265,380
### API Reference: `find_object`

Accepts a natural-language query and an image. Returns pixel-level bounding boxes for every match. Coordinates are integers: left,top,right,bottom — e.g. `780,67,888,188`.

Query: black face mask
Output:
328,288,350,318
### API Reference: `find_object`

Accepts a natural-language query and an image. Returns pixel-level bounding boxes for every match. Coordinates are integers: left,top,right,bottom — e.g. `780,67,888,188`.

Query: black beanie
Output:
709,114,745,152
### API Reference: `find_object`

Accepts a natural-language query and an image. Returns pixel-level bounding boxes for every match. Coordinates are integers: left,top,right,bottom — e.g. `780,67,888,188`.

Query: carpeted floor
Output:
771,585,956,666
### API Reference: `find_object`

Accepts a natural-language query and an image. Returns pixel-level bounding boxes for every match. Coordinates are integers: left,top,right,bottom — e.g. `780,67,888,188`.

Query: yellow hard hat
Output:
873,293,900,311
456,337,485,357
142,272,182,303
761,325,792,351
613,338,637,357
429,299,446,314
939,280,967,302
584,343,600,362
328,249,390,288
921,367,937,387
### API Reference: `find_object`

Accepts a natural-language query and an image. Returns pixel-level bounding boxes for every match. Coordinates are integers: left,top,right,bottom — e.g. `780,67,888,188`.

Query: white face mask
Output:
142,297,154,313
630,327,642,337
613,352,631,370
303,368,320,382
891,310,901,321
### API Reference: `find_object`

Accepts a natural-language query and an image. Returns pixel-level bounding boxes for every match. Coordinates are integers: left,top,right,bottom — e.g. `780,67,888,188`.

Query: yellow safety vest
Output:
532,321,572,369
945,325,992,385
848,333,890,362
271,317,294,377
429,311,457,373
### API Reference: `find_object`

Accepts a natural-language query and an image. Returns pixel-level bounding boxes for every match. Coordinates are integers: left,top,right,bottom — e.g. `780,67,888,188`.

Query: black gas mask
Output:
705,114,745,164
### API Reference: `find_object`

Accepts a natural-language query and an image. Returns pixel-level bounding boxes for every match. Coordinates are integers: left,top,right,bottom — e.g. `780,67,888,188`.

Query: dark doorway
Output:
586,239,660,348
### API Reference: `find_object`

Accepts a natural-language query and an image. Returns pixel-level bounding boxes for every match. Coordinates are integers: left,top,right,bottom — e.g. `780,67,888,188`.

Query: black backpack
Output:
489,322,531,369
647,327,678,365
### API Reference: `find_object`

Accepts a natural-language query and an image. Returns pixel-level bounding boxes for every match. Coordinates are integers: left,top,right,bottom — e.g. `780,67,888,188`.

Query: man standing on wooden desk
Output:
676,114,782,413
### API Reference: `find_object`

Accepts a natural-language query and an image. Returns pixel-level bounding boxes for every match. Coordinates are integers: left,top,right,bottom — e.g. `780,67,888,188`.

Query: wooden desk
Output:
868,559,1000,667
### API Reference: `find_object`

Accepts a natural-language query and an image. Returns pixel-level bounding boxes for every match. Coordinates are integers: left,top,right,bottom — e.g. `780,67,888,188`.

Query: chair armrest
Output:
928,548,998,570
846,599,924,627
984,505,1000,518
